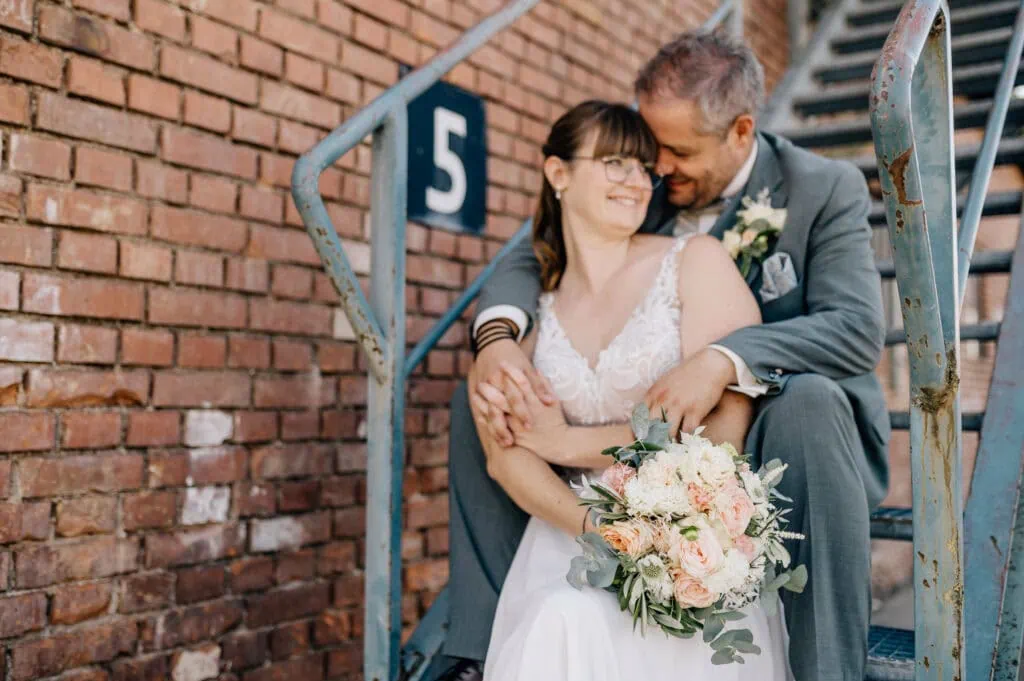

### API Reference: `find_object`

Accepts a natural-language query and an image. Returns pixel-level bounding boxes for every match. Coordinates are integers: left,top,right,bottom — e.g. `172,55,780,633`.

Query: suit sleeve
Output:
474,229,543,331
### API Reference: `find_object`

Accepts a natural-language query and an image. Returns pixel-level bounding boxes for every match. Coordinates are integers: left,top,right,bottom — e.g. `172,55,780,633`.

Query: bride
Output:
469,100,793,681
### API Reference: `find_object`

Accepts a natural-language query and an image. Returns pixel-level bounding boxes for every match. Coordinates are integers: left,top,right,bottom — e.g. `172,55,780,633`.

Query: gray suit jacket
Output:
477,131,889,507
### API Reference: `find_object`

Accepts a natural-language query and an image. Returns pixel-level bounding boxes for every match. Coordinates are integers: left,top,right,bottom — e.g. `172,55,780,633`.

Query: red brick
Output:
318,0,353,32
56,496,117,537
20,451,143,497
15,536,138,588
61,411,121,449
153,371,250,407
57,324,117,364
406,558,448,591
161,127,257,179
75,146,133,191
9,134,71,179
25,366,149,409
72,0,131,20
122,328,174,366
186,446,247,484
225,336,268,370
23,273,144,321
326,68,361,105
0,413,55,453
123,490,176,530
254,375,335,408
177,334,226,368
57,230,118,274
27,184,147,235
67,55,126,105
135,0,186,40
251,443,333,479
126,411,180,447
51,582,113,625
0,594,46,638
175,250,225,288
281,411,319,442
247,581,330,627
127,74,181,120
240,35,283,76
277,119,321,155
184,90,232,133
121,572,174,613
0,319,54,362
0,35,63,87
0,0,32,32
278,478,320,509
0,502,48,543
273,339,313,371
137,160,188,202
249,654,325,681
176,564,225,604
0,83,27,125
317,541,357,575
144,524,247,568
151,205,248,252
250,299,332,337
344,0,408,28
233,412,277,443
353,13,388,49
0,460,11,497
10,619,136,680
0,225,51,266
259,7,338,62
149,600,243,651
240,186,284,223
271,264,313,300
321,476,360,507
120,241,173,281
191,15,238,60
279,0,315,16
314,610,351,645
312,272,340,304
233,107,278,148
331,573,363,608
342,40,398,85
149,288,247,329
285,52,325,90
189,173,237,215
261,80,341,129
0,271,18,313
181,0,258,31
225,257,270,293
332,507,365,538
40,6,155,70
161,45,257,103
271,619,311,659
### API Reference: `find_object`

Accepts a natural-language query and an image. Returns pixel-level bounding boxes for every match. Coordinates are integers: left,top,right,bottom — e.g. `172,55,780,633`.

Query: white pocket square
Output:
759,251,798,303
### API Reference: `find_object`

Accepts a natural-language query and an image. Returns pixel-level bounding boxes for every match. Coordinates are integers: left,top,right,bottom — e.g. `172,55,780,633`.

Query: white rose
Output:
696,443,737,488
722,230,742,258
705,548,752,594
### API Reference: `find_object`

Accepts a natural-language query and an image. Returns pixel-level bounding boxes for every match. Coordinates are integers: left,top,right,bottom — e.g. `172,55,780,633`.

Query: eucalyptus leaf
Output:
720,610,748,622
566,555,593,590
733,641,762,655
783,565,808,593
647,420,670,448
761,592,778,616
702,616,725,643
711,648,738,665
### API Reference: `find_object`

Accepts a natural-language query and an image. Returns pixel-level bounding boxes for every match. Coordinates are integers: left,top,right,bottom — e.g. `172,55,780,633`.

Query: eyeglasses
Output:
569,156,663,189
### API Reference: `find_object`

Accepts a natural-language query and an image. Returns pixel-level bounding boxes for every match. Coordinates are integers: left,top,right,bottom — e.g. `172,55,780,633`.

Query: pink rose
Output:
714,482,756,539
669,523,724,578
672,570,717,609
599,519,655,559
734,535,758,561
687,482,714,513
600,463,636,497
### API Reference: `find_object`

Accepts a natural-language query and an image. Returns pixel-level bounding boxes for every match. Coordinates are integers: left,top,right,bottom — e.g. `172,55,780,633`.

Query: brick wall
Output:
0,0,789,679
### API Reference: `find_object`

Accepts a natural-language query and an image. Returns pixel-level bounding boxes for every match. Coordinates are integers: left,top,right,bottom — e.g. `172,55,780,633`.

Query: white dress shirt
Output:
473,140,767,397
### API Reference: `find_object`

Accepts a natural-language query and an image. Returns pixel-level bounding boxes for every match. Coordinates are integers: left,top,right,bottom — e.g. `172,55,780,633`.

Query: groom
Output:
437,31,889,681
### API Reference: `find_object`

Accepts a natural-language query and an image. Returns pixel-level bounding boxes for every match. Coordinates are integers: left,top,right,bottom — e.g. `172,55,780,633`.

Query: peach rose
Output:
741,228,759,246
687,482,714,513
672,571,717,609
599,463,636,497
669,522,724,578
734,535,758,561
714,482,756,539
599,519,655,559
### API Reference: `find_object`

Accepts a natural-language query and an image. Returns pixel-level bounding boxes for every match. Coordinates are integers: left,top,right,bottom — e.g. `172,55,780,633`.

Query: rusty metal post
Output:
869,2,963,681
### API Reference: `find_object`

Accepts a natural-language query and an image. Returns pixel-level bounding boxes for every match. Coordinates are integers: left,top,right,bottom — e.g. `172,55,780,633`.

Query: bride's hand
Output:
499,363,570,463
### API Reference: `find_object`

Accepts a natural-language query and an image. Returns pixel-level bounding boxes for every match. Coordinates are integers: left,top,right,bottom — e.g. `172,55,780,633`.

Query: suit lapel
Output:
709,133,786,240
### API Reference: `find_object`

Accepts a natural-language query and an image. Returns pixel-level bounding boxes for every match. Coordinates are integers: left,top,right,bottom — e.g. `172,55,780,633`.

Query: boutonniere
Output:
722,188,787,277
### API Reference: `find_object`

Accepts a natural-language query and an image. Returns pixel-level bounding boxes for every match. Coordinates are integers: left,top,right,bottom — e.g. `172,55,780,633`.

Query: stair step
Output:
870,191,1023,226
890,411,984,431
815,27,1017,85
885,321,1000,346
849,0,1013,27
785,97,1024,149
796,61,1024,117
834,0,1019,54
877,250,1014,278
870,506,913,541
854,136,1024,181
866,626,914,681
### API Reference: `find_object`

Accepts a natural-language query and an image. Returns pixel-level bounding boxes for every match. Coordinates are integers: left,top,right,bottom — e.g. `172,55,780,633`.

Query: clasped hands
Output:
468,338,735,462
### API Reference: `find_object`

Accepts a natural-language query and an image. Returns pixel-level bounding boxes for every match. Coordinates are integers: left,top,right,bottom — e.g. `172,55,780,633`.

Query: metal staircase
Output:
291,1,1024,680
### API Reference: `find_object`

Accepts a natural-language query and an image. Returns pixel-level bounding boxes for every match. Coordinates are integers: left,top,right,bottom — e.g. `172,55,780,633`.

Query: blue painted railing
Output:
291,2,742,679
869,2,1024,680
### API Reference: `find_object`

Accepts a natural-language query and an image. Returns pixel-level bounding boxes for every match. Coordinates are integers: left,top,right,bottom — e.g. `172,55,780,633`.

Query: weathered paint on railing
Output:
869,2,963,681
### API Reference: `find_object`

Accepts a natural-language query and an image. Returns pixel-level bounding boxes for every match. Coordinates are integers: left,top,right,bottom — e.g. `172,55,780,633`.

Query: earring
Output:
555,189,562,200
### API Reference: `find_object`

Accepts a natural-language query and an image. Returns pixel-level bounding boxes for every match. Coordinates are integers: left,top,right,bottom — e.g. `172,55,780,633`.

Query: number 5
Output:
426,107,467,215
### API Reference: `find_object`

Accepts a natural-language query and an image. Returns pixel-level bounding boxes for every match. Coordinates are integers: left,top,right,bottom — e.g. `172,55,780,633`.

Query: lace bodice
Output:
532,236,688,427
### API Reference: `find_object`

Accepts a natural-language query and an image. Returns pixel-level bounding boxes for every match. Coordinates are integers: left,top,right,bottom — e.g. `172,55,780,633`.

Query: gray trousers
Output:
445,374,878,681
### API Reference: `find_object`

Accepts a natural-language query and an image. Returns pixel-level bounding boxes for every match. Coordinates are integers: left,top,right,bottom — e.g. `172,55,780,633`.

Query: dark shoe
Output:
432,657,483,681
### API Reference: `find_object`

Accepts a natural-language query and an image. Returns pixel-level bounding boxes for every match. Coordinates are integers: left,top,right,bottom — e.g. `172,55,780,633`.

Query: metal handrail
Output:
869,2,963,679
957,2,1024,305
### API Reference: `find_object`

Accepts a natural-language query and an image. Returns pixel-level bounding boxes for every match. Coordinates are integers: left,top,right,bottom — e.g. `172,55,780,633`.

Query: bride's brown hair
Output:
533,100,658,291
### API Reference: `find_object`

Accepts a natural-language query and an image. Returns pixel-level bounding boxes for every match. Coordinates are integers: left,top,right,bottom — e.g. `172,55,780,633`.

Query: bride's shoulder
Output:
675,234,739,281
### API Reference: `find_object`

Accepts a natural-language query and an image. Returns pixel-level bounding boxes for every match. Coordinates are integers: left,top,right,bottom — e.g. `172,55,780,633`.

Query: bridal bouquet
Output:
567,405,806,665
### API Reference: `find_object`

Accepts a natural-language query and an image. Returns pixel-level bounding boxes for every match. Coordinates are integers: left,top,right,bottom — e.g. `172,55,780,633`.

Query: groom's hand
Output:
645,348,737,435
469,339,557,447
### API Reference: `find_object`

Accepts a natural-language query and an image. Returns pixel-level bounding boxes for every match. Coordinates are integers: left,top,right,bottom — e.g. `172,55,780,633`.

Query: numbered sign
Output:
406,68,487,234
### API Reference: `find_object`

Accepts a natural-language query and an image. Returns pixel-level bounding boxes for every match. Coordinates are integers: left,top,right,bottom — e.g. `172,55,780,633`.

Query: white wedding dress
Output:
483,236,794,681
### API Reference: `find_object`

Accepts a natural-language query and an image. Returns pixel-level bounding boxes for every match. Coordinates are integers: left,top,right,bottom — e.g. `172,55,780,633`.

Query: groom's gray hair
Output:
635,31,765,136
